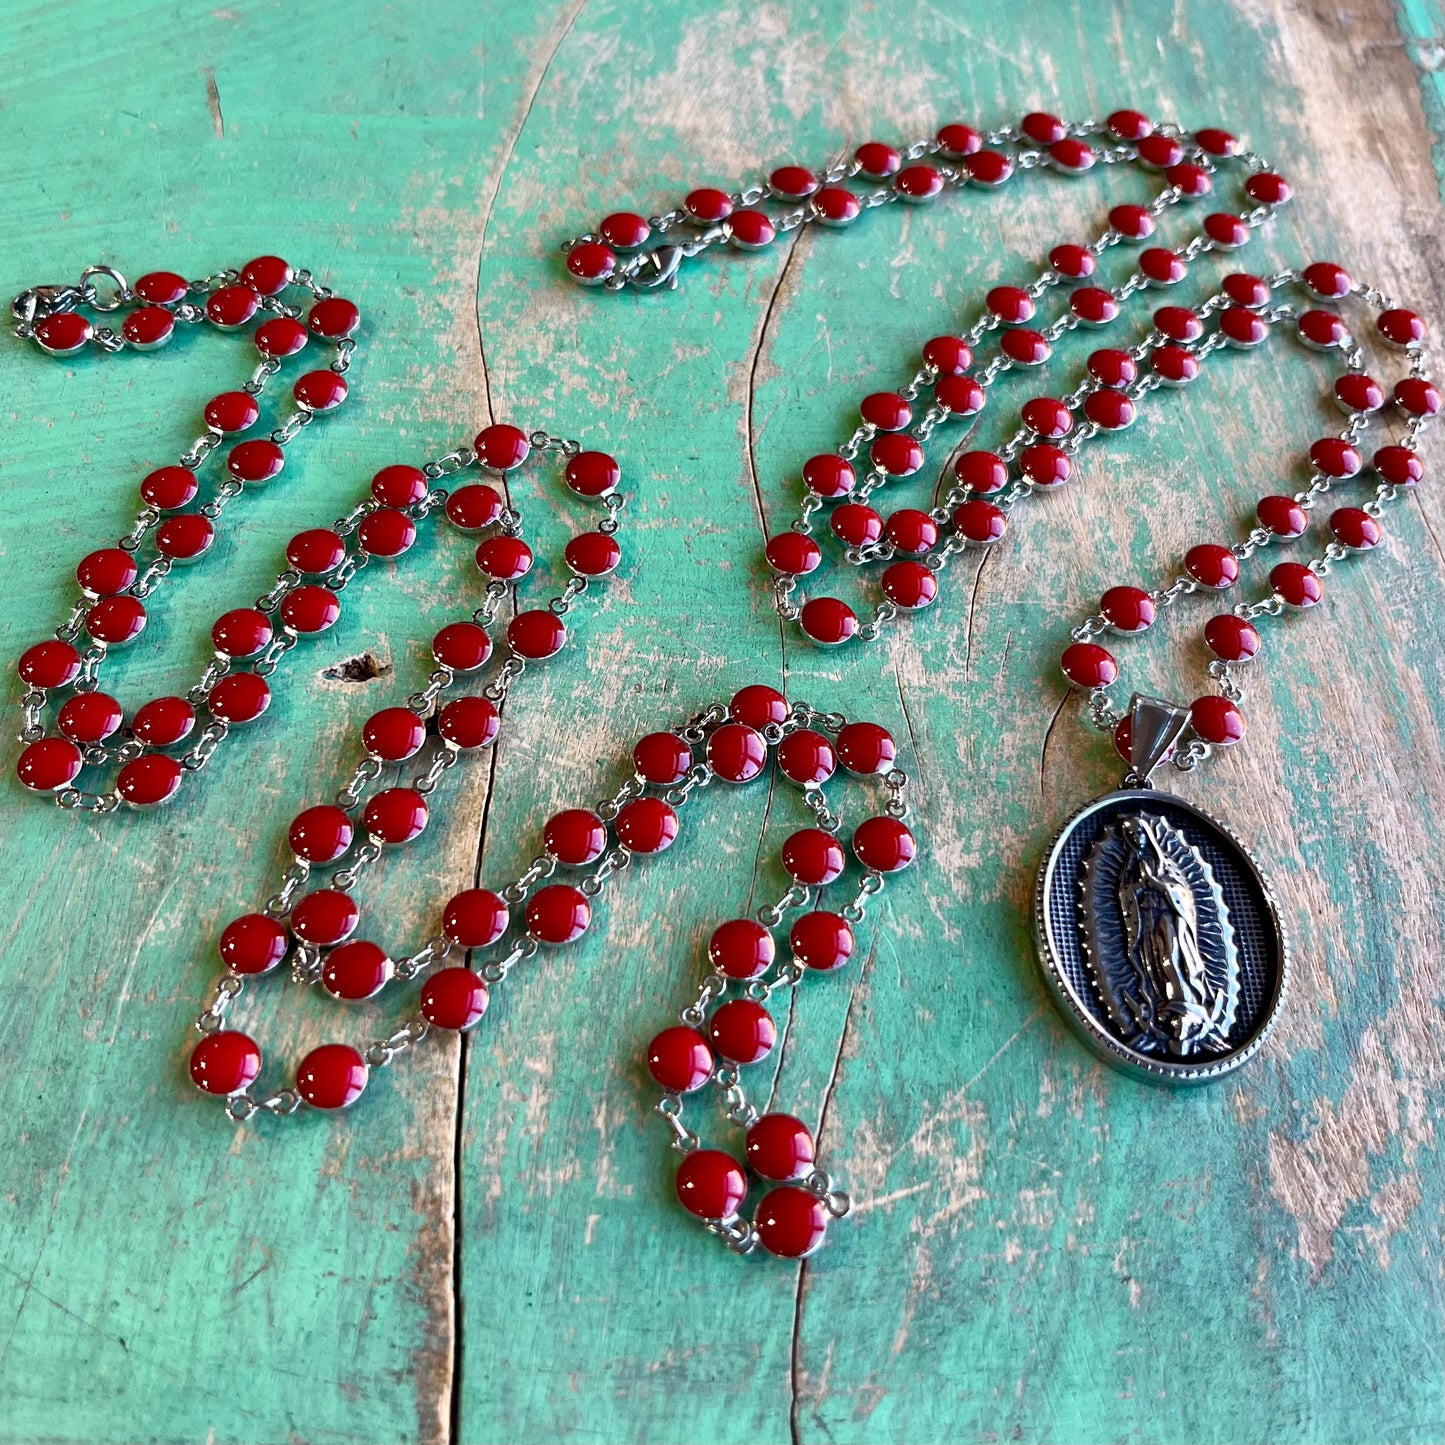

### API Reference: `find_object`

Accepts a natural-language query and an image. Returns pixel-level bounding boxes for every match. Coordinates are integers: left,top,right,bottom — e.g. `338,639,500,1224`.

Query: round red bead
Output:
829,498,878,544
1107,109,1153,140
813,187,861,226
708,722,767,784
1001,330,1049,366
964,150,1012,186
1166,162,1211,197
322,940,392,1001
708,999,776,1064
1049,137,1095,172
1336,374,1384,414
1395,378,1442,417
421,968,490,1031
766,531,821,575
446,483,505,530
1155,306,1203,344
566,242,615,284
923,336,973,375
227,440,285,483
544,808,608,866
1310,438,1362,478
791,910,854,971
882,561,938,610
1060,642,1118,688
1088,349,1138,389
599,211,650,249
896,164,945,201
634,732,692,786
936,123,983,157
747,1115,815,1182
647,1025,714,1093
955,451,1007,494
1195,127,1238,156
1257,495,1308,538
1083,390,1136,431
1100,586,1156,633
362,707,426,761
255,317,309,358
280,586,341,635
289,804,354,864
1048,243,1095,279
219,913,288,975
801,454,854,499
1296,309,1345,350
204,390,259,434
1377,309,1425,348
781,828,845,886
853,816,916,872
710,919,775,981
728,209,776,248
1204,213,1249,250
1271,561,1323,608
16,738,83,792
684,188,733,224
189,1032,261,1096
1302,261,1352,299
565,451,621,498
1019,445,1071,489
121,306,175,349
1190,695,1245,746
133,695,196,747
296,1044,368,1110
368,464,426,509
286,529,346,575
507,611,566,660
769,165,817,199
77,547,138,597
526,884,591,945
565,532,621,577
240,255,292,295
884,509,938,555
294,370,348,412
205,285,259,329
308,298,360,339
443,889,509,949
730,684,788,731
856,141,902,177
1021,110,1066,144
117,754,183,807
1374,446,1423,486
33,312,91,354
474,424,531,472
433,622,492,672
290,890,360,946
140,466,198,510
1108,204,1154,240
1152,345,1201,386
437,695,500,750
363,788,428,845
1330,507,1381,550
1185,544,1241,588
935,374,985,416
756,1186,828,1258
871,433,924,477
1205,614,1261,662
836,721,895,775
476,535,533,580
861,391,911,431
1070,287,1119,326
1137,133,1184,169
987,286,1034,325
676,1150,748,1221
212,608,272,658
207,672,270,724
154,514,214,562
799,597,858,646
952,499,1007,545
1021,397,1072,438
85,596,147,645
134,271,189,305
1140,248,1187,286
18,639,81,689
1244,173,1291,206
777,729,836,787
1221,307,1270,347
56,691,125,745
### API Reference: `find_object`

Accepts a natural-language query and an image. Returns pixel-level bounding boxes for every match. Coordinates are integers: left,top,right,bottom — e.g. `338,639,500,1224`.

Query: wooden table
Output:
3,2,1443,1441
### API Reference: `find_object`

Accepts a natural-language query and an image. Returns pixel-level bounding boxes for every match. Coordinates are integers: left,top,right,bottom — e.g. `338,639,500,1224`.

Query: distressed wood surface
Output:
2,1,1444,1442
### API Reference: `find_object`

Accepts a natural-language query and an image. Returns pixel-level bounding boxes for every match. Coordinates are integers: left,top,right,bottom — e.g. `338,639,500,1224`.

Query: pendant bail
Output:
1125,692,1191,786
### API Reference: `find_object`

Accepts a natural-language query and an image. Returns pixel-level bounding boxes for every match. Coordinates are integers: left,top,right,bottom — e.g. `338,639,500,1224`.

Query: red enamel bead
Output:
799,597,857,646
1205,613,1261,662
831,503,883,549
1088,349,1138,389
885,509,938,555
861,391,911,431
132,695,195,747
853,815,916,872
1083,390,1135,430
1303,261,1352,299
1297,309,1345,350
882,561,938,610
987,286,1034,325
1021,111,1066,145
34,312,92,354
121,306,175,349
363,788,428,845
936,122,983,157
676,1150,748,1221
134,271,188,305
204,390,259,434
1310,438,1362,478
1330,507,1381,550
212,608,273,658
544,808,607,866
747,1114,815,1182
1151,344,1200,386
684,188,733,224
791,910,854,971
442,888,509,948
141,466,199,510
1185,544,1241,588
955,450,1007,494
189,1031,261,1096
836,721,896,775
474,424,531,472
856,141,902,177
294,371,348,411
1100,586,1156,633
1060,642,1118,688
205,285,259,329
1049,137,1095,173
1001,330,1049,366
1137,132,1184,169
354,508,415,560
290,890,360,946
155,514,214,561
117,754,183,807
525,884,591,944
633,732,692,786
1271,561,1323,608
308,298,360,339
476,535,534,580
1336,374,1385,414
1220,278,1269,316
1155,306,1203,344
1021,397,1072,438
801,454,855,499
765,532,821,576
935,374,985,416
1374,445,1423,486
647,1028,713,1092
565,451,621,498
1048,243,1095,280
420,968,490,1031
730,684,788,731
710,918,776,981
728,209,776,248
1377,309,1425,348
227,440,285,483
1108,204,1153,240
437,696,499,750
1140,248,1187,287
366,465,426,509
207,672,270,725
769,165,818,199
18,639,81,689
756,1186,828,1258
1205,213,1250,250
1257,495,1308,538
1190,695,1245,746
280,586,341,635
321,940,392,1001
813,187,861,226
599,211,650,249
1070,287,1120,326
255,317,309,358
1220,306,1270,347
963,150,1012,186
1166,161,1212,198
295,1044,368,1110
432,622,492,673
952,499,1007,545
1019,444,1072,489
709,999,776,1064
85,596,147,645
1244,172,1291,205
219,913,288,974
781,828,845,885
240,255,292,295
1395,378,1443,417
1107,109,1153,140
895,164,945,201
507,611,566,660
777,729,836,787
708,722,767,784
16,738,83,791
288,804,354,864
77,547,138,597
870,433,924,477
565,532,621,577
445,483,505,530
1195,127,1237,156
286,528,346,575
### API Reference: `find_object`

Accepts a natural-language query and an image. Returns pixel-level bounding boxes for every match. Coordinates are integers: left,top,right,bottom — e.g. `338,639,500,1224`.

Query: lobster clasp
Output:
11,284,83,327
623,244,685,291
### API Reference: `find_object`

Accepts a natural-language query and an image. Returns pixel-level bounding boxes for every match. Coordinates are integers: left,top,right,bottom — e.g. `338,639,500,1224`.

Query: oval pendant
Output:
1033,788,1290,1085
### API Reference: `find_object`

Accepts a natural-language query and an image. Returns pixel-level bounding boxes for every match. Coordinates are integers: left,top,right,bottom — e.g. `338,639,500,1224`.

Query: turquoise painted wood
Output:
1,2,1443,1441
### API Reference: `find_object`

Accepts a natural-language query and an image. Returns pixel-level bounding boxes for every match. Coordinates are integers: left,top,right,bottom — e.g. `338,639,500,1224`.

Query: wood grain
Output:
1,1,1443,1442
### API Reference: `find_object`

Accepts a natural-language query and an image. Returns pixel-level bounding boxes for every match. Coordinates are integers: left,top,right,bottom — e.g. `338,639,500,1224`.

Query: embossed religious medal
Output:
1035,695,1288,1085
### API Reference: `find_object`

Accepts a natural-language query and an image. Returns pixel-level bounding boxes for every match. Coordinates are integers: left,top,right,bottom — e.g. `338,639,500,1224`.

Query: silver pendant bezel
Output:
1033,787,1291,1087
